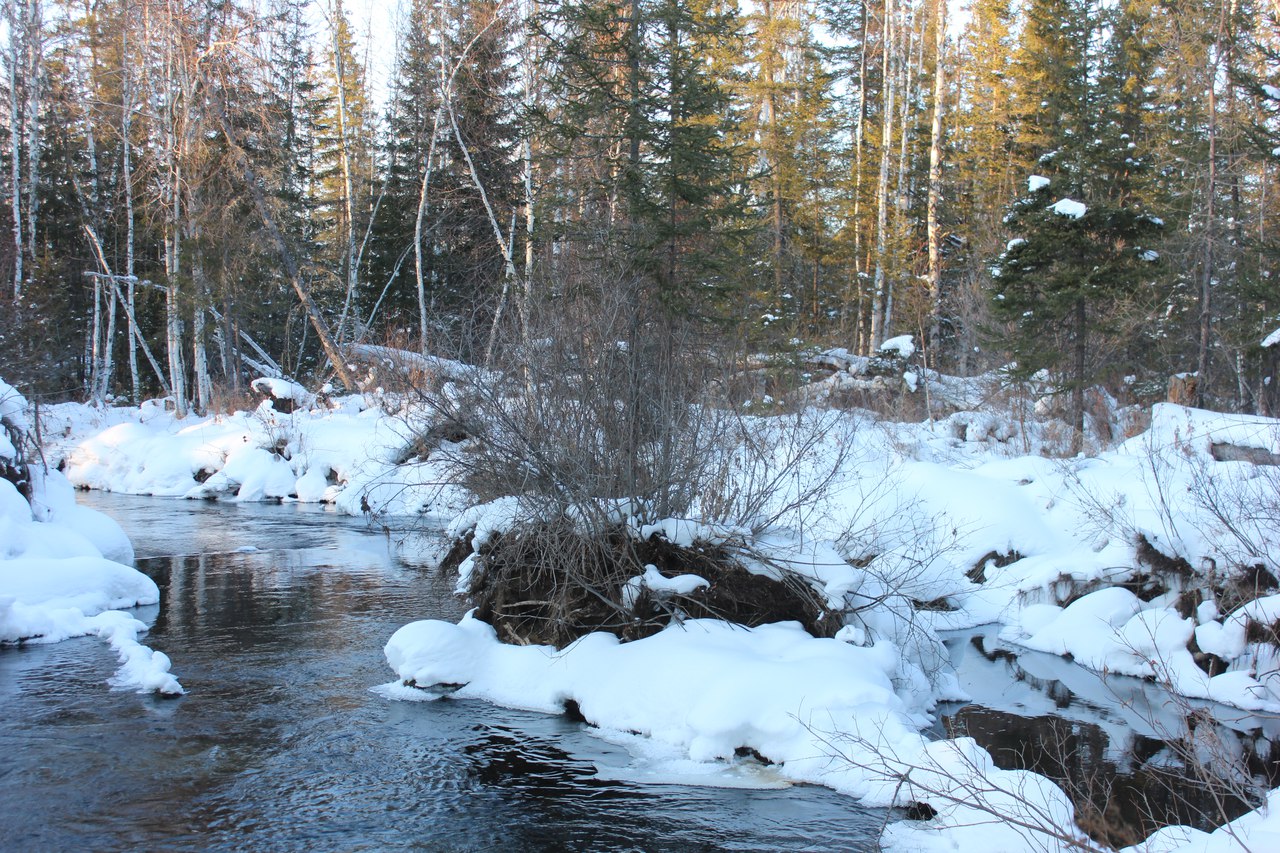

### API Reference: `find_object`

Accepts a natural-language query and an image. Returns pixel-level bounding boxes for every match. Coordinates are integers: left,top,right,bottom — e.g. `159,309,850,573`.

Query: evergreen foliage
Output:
0,0,1274,427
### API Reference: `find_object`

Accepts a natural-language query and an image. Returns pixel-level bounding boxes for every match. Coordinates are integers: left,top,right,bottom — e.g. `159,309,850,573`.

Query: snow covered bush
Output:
1,378,32,498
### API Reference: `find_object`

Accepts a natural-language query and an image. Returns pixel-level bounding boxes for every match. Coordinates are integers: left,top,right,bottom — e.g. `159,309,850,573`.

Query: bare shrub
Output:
412,271,865,644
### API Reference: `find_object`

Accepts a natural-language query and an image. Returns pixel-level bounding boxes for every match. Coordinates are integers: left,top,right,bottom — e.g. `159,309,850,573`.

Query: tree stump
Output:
1168,372,1198,406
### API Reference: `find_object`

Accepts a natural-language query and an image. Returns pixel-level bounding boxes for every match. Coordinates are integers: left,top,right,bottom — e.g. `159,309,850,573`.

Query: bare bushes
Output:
457,521,839,647
423,274,858,645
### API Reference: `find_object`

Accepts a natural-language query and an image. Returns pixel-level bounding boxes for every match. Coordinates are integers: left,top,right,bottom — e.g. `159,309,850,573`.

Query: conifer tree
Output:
534,0,749,313
992,0,1162,451
377,0,520,354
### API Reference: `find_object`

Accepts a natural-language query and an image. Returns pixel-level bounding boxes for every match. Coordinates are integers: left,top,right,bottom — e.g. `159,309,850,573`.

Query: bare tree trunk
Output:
192,259,211,412
925,0,946,358
161,0,187,416
870,0,895,351
23,0,39,261
122,5,139,402
885,1,920,342
100,278,118,400
1197,36,1219,407
414,109,440,352
89,278,102,397
331,0,360,345
1073,297,1086,454
850,0,869,347
9,0,23,299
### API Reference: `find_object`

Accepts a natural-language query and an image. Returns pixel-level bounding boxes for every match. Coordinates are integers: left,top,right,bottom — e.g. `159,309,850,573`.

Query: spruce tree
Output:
991,0,1163,451
534,0,749,313
377,0,520,353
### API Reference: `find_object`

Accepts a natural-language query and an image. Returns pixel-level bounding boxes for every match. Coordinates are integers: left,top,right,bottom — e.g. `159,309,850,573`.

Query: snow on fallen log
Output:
344,343,492,385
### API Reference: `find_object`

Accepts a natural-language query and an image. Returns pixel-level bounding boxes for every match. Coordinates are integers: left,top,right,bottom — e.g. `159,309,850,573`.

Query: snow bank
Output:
385,614,1086,850
0,474,181,695
41,369,1280,844
51,391,471,520
1,379,179,694
1121,787,1280,852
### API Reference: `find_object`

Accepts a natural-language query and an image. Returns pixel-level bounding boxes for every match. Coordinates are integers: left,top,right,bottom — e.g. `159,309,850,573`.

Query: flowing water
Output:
6,493,1277,851
0,493,885,852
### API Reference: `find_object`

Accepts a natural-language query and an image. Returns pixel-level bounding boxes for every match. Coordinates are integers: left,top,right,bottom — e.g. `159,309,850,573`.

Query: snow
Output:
1028,174,1051,192
0,379,180,696
621,565,709,609
385,614,1086,850
879,334,916,358
0,379,29,461
1263,327,1280,349
1121,787,1280,852
1050,198,1087,218
50,389,471,519
0,471,181,695
36,363,1280,849
250,376,313,405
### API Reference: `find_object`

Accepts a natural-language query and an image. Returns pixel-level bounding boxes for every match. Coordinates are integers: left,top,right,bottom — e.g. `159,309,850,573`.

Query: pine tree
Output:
534,0,749,313
376,0,520,355
992,0,1163,451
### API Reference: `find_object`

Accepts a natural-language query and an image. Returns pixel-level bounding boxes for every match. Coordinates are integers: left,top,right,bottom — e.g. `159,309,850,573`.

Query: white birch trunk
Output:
89,278,102,397
192,261,211,413
163,0,186,416
9,0,23,299
414,111,440,353
23,0,39,260
851,0,869,348
122,5,139,401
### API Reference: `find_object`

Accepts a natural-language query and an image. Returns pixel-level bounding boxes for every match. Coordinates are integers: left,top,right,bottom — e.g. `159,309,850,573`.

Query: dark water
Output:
0,493,884,853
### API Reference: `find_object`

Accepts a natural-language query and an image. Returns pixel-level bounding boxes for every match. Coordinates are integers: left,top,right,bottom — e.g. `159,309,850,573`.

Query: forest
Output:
0,0,1276,429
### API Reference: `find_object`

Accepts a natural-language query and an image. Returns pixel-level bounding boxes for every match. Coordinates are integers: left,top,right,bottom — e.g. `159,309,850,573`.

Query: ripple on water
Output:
1,492,887,852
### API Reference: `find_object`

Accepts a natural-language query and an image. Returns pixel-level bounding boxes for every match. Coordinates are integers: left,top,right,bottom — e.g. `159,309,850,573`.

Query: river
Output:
0,493,886,852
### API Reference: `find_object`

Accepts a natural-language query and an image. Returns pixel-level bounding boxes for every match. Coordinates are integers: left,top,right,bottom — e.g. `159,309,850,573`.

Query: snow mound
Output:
384,613,1085,850
879,334,916,359
0,436,181,695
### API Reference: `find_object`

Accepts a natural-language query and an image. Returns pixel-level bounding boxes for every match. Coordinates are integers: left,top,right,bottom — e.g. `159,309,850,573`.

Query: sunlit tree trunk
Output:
870,0,895,351
926,0,947,356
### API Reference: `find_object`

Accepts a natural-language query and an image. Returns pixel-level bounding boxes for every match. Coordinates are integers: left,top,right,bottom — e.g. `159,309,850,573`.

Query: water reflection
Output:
0,492,884,852
939,627,1280,848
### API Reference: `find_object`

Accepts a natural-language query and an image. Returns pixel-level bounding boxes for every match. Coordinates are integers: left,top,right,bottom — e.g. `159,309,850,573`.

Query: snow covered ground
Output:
30,366,1280,849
